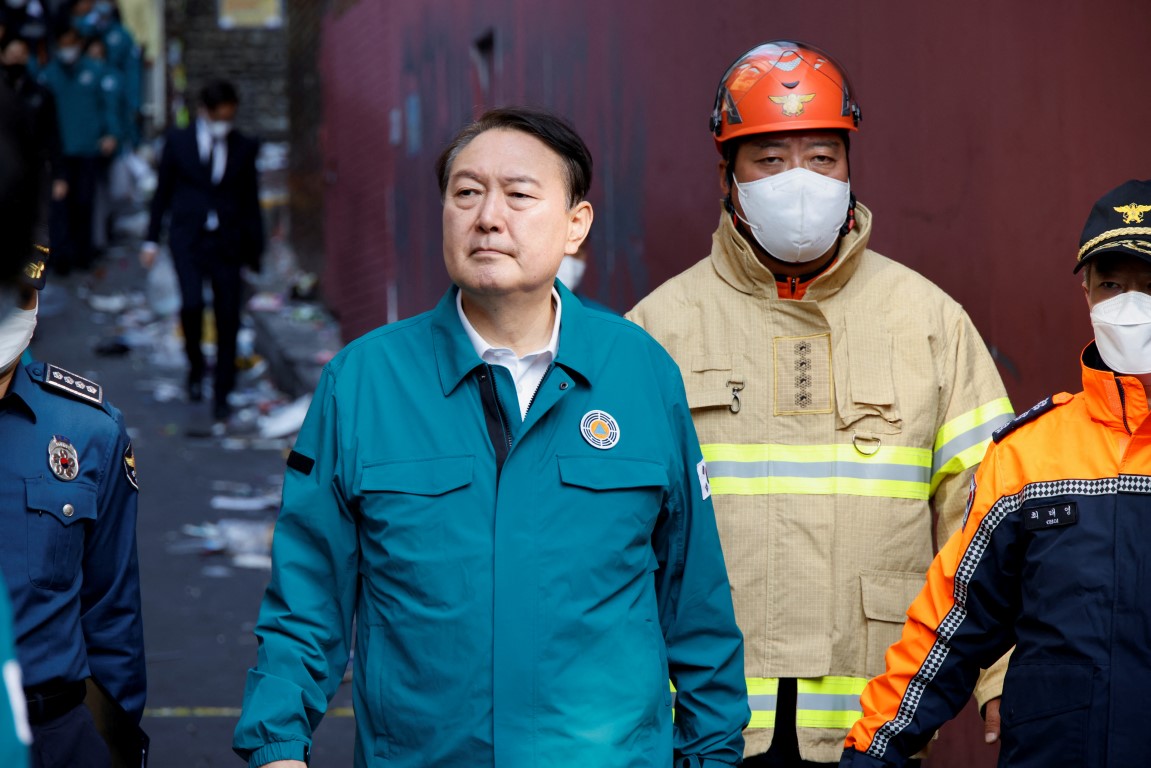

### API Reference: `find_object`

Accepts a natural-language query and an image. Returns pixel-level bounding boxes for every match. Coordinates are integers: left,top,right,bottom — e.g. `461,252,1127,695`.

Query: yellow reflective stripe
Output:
934,398,1013,451
930,398,1013,493
702,443,930,465
930,439,996,494
794,676,866,730
710,476,928,500
747,677,778,729
701,444,932,501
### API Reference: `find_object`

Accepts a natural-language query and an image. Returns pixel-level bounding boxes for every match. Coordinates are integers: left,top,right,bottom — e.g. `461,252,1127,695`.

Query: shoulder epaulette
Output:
992,393,1072,443
38,363,104,407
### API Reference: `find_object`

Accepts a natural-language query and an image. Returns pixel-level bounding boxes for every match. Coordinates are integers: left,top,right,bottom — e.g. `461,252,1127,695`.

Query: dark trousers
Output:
742,679,921,768
30,703,111,768
172,233,243,406
49,156,100,273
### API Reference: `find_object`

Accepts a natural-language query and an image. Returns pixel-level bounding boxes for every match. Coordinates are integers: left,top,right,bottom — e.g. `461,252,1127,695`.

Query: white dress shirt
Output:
457,288,561,420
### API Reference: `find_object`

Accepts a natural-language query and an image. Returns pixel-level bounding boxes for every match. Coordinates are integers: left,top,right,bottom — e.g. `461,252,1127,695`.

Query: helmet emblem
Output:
769,93,815,117
1114,203,1151,224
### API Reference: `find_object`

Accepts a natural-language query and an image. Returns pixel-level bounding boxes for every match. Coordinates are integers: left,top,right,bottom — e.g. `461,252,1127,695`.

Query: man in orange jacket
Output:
840,178,1151,767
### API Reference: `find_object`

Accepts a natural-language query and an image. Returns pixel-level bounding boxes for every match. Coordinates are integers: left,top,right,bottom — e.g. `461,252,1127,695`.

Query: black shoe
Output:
213,401,231,422
187,379,203,402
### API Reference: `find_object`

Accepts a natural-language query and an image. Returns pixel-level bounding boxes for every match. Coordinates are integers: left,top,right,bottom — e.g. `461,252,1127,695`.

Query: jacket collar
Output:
2,361,41,420
432,281,593,397
710,200,873,299
1081,342,1150,433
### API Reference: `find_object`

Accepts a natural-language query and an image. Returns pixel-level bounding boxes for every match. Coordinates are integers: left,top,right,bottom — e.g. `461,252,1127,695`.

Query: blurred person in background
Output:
140,78,264,423
36,23,119,274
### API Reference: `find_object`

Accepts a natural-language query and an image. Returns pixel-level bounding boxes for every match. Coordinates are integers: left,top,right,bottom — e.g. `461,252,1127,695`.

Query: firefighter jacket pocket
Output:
685,356,742,412
25,476,98,590
833,325,901,435
860,570,924,677
999,663,1092,766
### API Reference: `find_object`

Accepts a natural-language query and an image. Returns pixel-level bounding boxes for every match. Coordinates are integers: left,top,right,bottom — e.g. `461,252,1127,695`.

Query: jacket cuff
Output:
974,649,1011,711
839,747,896,767
247,740,309,767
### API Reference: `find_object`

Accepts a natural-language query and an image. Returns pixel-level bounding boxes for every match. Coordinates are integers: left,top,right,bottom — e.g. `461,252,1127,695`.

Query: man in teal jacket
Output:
233,107,749,768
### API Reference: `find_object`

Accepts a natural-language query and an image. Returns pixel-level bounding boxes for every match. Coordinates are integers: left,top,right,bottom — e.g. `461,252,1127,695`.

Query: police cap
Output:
1074,179,1151,273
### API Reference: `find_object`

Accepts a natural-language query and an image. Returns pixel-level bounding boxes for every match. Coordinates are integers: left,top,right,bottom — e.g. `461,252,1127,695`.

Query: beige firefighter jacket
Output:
628,203,1011,762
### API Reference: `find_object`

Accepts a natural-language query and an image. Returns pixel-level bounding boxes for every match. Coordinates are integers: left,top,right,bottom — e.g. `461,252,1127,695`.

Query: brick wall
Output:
161,0,287,141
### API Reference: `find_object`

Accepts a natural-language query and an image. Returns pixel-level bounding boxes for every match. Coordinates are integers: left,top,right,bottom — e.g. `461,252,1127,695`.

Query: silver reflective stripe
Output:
749,693,777,712
708,459,928,484
796,691,861,712
933,414,1013,474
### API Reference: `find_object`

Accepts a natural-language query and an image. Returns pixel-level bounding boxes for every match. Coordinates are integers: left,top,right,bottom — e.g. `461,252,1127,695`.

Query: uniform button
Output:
62,504,74,517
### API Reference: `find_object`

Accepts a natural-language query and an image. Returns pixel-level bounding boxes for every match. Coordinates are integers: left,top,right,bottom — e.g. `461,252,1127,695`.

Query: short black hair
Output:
200,79,239,110
435,106,592,209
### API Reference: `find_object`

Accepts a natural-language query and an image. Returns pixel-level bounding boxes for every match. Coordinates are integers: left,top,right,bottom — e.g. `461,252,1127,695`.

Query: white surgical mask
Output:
0,301,37,374
56,46,80,64
733,168,851,263
208,120,232,140
555,255,587,292
1091,291,1151,375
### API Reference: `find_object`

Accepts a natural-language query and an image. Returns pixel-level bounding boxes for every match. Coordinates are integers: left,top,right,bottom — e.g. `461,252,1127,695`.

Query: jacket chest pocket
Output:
356,456,475,570
685,356,742,415
25,477,98,591
833,324,902,443
557,456,668,536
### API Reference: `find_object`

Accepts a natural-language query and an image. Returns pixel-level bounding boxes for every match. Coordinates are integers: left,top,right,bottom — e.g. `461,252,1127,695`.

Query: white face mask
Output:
733,168,851,263
555,255,587,292
0,301,37,374
1091,291,1151,375
56,46,81,64
207,120,232,140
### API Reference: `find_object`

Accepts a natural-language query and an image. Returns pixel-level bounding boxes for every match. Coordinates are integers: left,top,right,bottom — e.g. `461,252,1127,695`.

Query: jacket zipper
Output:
788,276,799,298
487,364,513,449
524,363,554,416
1115,375,1132,434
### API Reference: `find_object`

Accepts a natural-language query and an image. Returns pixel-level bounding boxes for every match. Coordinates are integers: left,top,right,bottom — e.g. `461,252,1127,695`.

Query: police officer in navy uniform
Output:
0,249,146,768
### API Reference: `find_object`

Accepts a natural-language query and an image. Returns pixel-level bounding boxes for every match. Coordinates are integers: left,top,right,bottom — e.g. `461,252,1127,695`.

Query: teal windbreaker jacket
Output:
234,283,749,767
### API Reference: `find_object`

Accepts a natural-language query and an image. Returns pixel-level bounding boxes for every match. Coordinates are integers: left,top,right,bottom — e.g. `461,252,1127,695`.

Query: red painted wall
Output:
316,4,1151,761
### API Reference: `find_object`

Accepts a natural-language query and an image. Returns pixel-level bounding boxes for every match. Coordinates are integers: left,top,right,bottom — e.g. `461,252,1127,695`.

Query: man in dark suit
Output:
141,79,263,422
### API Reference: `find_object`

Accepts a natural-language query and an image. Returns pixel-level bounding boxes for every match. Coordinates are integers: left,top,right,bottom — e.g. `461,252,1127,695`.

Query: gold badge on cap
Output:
580,410,620,450
48,435,79,481
1114,203,1151,224
769,93,815,117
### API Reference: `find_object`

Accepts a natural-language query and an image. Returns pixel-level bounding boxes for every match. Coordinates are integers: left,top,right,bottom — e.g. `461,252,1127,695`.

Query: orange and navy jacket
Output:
841,342,1151,767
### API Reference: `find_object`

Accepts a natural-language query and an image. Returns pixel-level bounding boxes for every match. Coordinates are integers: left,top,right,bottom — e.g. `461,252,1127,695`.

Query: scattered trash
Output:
258,395,311,439
210,493,280,512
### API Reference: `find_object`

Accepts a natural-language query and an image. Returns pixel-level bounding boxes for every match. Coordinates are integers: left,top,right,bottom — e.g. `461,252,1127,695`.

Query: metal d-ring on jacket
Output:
233,282,750,768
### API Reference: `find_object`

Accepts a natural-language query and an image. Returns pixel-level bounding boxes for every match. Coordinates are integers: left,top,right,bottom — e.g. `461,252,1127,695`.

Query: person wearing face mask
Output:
555,244,616,313
0,248,147,768
140,79,264,423
628,41,1012,767
839,179,1151,767
35,24,120,275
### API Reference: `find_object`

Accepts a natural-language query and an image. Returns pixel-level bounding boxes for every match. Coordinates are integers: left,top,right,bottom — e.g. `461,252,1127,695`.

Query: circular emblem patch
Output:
580,410,620,450
48,435,79,481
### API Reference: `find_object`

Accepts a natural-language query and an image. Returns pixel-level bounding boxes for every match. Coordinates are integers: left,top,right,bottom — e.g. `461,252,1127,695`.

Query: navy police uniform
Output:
0,359,144,767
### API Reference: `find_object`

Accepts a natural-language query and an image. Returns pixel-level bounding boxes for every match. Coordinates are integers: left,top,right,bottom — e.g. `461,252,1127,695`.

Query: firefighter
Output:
628,41,1011,766
841,179,1151,767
